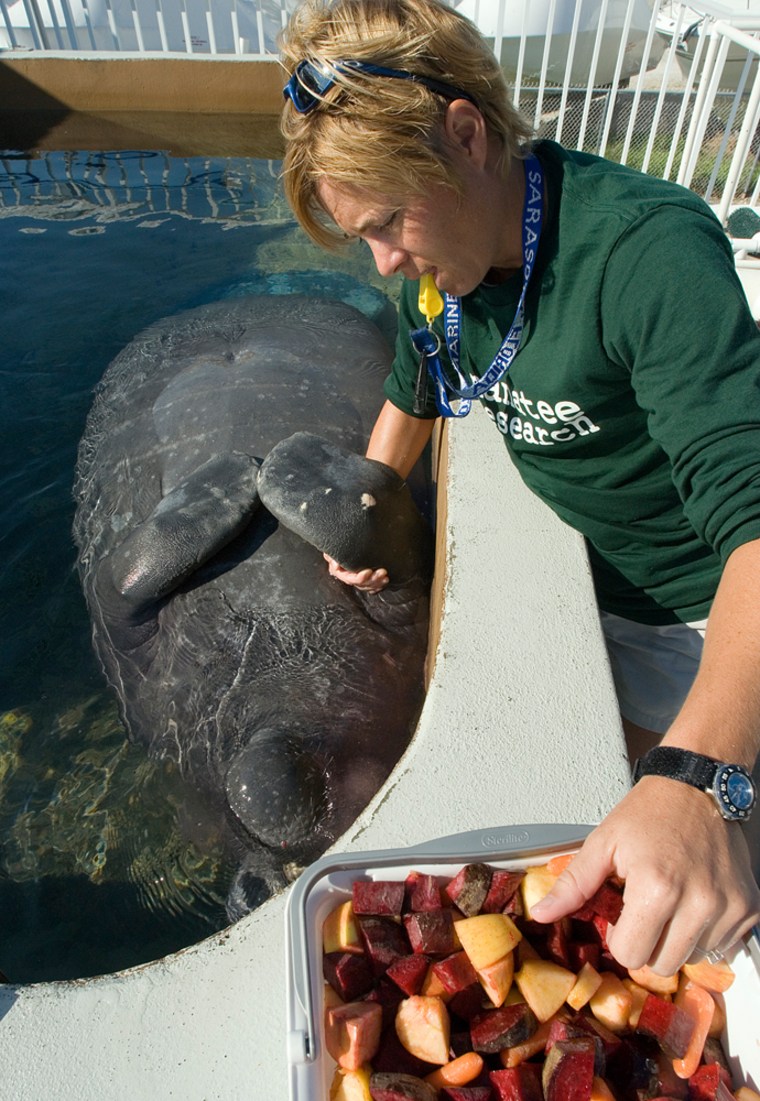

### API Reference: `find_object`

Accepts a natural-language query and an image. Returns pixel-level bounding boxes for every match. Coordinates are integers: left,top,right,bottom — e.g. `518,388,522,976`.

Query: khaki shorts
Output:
599,611,708,735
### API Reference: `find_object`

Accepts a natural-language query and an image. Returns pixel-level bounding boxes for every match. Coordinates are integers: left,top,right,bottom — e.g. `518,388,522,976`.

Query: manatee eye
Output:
225,730,329,848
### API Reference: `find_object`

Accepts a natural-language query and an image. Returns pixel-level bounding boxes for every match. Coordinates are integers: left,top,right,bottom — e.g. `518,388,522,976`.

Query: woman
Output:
279,0,760,974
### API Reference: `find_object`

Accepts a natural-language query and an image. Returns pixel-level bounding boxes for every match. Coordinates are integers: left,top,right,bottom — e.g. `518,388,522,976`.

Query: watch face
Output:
714,765,757,820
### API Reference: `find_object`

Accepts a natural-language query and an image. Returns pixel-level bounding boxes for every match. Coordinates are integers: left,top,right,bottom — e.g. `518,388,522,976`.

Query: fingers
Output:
529,781,760,976
323,554,389,593
529,850,609,925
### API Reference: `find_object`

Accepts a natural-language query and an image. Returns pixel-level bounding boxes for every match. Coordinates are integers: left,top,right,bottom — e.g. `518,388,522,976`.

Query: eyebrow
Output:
346,207,399,238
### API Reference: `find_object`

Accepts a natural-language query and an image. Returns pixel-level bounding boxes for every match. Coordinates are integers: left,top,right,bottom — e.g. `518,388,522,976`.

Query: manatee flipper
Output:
257,432,433,586
109,452,261,609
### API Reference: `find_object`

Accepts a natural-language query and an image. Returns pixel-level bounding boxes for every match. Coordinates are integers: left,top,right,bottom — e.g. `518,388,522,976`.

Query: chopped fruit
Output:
621,977,649,1028
688,1062,735,1100
360,917,412,977
439,1089,492,1101
544,920,572,968
590,1075,616,1101
570,881,624,925
637,993,696,1059
567,962,603,1011
420,964,453,1001
354,881,406,918
569,941,601,972
520,864,558,919
542,1037,596,1101
318,866,748,1099
482,870,525,914
627,964,679,995
325,1001,383,1071
324,950,375,1001
386,955,432,998
681,957,736,994
447,983,485,1022
470,1002,538,1053
455,914,522,970
395,995,451,1065
588,971,633,1033
498,1017,554,1068
432,952,479,995
445,864,493,916
671,978,715,1080
325,982,346,1010
324,900,363,955
331,1065,373,1100
707,993,727,1037
405,873,442,913
546,852,578,876
368,1072,438,1100
490,1064,544,1100
476,951,515,1007
405,910,458,956
423,1051,484,1088
514,958,576,1022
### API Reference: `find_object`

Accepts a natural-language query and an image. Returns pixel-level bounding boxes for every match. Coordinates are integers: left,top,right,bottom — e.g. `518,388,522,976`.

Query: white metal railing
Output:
2,0,760,227
0,0,296,56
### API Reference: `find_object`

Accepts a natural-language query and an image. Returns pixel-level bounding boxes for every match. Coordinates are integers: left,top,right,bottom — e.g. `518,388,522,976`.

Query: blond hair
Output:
279,0,532,247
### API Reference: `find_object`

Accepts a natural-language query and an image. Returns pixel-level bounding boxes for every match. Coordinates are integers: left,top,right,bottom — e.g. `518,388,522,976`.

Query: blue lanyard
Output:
410,153,543,419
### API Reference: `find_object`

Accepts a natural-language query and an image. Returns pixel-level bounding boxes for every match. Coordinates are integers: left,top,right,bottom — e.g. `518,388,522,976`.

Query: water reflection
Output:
0,145,399,982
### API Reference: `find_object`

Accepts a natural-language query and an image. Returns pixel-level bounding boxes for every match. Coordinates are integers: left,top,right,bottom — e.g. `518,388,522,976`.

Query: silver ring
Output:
690,947,724,964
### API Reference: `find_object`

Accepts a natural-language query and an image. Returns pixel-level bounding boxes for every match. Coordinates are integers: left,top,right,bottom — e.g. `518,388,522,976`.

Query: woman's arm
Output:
366,401,437,479
325,402,437,592
531,537,760,974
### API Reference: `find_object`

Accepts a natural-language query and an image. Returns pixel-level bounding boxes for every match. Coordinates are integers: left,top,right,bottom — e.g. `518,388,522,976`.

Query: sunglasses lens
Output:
284,60,336,113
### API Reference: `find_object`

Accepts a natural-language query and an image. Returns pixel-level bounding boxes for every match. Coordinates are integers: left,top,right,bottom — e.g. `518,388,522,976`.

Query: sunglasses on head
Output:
283,57,476,114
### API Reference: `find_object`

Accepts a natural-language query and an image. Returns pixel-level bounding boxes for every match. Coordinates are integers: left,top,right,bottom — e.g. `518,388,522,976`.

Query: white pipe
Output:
598,0,638,156
578,0,611,152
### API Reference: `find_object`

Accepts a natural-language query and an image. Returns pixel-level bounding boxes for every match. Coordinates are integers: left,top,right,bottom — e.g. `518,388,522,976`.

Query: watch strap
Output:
632,746,718,790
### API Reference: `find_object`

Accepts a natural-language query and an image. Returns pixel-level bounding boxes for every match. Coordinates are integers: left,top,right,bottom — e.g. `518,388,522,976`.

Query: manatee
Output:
72,295,432,917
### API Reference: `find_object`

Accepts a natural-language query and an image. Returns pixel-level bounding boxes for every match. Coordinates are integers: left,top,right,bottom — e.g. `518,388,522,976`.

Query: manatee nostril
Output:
225,731,329,848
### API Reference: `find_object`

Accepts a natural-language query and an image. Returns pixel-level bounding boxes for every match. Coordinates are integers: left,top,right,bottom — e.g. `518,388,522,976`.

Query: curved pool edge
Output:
0,403,629,1100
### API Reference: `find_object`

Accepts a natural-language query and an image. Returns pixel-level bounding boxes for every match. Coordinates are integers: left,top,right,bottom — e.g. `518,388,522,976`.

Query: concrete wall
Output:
0,403,627,1101
0,54,284,112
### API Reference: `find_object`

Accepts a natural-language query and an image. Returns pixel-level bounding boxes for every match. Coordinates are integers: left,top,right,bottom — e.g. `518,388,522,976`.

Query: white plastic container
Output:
285,824,760,1099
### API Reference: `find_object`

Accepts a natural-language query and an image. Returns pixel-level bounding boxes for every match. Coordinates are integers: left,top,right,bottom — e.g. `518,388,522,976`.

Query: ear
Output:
443,99,489,169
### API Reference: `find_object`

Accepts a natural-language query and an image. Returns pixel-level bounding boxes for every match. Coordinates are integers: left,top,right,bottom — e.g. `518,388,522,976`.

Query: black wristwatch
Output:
632,746,756,821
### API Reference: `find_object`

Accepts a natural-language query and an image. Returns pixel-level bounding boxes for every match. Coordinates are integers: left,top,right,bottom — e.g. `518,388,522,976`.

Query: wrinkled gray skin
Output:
73,296,432,918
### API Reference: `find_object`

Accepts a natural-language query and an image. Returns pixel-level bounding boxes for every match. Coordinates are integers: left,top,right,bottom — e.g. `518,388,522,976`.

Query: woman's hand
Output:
530,778,760,975
323,554,389,593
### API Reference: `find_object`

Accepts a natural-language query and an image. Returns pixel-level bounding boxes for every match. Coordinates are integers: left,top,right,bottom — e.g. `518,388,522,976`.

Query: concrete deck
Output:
0,402,628,1100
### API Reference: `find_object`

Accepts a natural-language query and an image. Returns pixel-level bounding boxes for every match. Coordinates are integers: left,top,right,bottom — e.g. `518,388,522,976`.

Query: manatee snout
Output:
258,431,433,584
225,730,329,849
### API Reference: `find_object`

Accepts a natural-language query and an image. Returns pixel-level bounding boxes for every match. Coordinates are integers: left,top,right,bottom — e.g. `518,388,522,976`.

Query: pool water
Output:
0,145,401,982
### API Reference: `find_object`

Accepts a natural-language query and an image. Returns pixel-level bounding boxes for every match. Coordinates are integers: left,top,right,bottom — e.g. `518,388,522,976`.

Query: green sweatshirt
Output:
385,140,760,624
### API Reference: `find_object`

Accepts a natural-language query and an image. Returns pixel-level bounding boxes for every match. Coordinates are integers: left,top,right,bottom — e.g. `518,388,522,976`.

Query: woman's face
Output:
316,102,521,297
317,176,506,298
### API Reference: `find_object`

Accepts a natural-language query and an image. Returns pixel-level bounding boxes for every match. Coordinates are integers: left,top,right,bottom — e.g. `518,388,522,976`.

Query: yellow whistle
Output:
418,273,444,325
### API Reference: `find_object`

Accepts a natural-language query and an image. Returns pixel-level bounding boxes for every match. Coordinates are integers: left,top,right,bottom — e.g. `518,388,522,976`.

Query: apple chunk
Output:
330,1065,373,1100
325,1001,383,1071
514,958,576,1023
324,900,363,955
520,864,558,919
455,914,522,970
477,952,515,1007
395,995,451,1066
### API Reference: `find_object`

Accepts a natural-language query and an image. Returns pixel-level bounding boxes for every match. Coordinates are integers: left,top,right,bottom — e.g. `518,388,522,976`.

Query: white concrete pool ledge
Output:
0,403,629,1101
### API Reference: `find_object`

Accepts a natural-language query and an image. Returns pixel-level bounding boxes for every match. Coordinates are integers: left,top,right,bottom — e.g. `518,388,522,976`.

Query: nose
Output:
367,239,408,279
